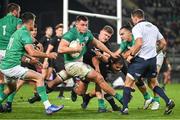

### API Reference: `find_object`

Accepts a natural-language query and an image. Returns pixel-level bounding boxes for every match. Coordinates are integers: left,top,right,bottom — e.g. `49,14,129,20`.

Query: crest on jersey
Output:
84,36,89,41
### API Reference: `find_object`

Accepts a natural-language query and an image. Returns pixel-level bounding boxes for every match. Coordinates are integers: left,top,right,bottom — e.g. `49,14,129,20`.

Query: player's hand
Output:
126,55,134,63
123,50,131,59
94,50,103,58
110,52,120,59
47,52,57,59
75,43,84,53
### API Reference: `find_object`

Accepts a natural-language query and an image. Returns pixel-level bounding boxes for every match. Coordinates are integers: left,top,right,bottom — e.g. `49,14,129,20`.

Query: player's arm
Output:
21,54,40,65
101,52,110,62
43,44,55,68
114,49,122,55
157,38,167,53
91,38,119,58
92,49,109,62
25,44,57,59
130,38,142,56
58,39,82,54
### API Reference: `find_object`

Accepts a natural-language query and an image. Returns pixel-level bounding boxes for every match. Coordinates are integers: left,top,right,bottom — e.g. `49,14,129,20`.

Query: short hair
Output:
102,25,114,35
120,25,132,32
110,56,124,65
131,9,144,18
55,23,63,30
76,16,88,22
7,3,20,13
21,12,36,23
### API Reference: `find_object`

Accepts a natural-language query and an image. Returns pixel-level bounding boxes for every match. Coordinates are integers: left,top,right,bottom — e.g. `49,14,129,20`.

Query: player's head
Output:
7,3,21,18
119,25,132,42
110,57,124,72
76,16,88,33
30,24,37,38
55,23,63,37
99,25,114,43
45,26,53,37
131,9,144,25
21,12,36,31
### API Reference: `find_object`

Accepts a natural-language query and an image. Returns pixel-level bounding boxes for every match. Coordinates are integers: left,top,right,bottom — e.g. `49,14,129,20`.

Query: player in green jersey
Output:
57,16,123,104
0,3,22,112
0,12,63,115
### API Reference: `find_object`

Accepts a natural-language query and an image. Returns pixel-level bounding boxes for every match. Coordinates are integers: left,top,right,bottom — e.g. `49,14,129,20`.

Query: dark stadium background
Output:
0,0,180,82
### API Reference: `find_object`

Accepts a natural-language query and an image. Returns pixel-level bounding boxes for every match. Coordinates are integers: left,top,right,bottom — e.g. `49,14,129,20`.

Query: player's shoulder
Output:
62,28,76,41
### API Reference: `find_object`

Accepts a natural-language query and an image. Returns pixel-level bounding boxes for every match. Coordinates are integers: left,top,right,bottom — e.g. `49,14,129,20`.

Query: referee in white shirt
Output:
121,9,175,115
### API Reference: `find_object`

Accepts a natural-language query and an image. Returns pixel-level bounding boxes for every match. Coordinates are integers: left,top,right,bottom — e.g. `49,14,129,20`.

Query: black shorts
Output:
128,56,157,80
48,58,64,72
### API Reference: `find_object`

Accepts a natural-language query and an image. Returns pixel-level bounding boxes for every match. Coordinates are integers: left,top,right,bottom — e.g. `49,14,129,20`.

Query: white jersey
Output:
132,21,163,60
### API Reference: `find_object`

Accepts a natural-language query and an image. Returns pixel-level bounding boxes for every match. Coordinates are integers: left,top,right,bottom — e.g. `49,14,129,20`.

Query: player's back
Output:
132,21,162,59
0,26,32,70
0,13,22,50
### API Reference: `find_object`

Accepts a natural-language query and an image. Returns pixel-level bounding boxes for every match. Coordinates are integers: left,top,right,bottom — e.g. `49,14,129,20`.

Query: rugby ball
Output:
69,41,80,58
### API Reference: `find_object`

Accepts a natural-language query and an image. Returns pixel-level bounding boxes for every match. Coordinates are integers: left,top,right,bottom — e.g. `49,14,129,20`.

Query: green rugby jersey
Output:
120,35,135,52
0,26,33,70
0,13,22,50
62,27,94,63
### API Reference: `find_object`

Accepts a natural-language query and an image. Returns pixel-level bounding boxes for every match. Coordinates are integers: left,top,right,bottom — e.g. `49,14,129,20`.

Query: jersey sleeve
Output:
62,31,74,42
50,37,56,47
157,30,164,41
119,41,126,52
39,37,45,45
132,25,143,40
21,31,33,45
87,30,94,44
17,18,22,26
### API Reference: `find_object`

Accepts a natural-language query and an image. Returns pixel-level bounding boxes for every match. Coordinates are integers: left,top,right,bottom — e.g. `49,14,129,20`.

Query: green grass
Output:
0,83,180,119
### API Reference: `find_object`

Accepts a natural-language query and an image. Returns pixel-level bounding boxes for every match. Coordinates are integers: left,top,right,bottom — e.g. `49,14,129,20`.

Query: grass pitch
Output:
0,83,179,119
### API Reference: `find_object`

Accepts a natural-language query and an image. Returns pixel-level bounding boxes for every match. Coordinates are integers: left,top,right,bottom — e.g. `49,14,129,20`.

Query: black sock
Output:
153,86,170,105
6,101,12,107
123,87,132,110
104,94,117,109
88,94,93,99
59,90,64,96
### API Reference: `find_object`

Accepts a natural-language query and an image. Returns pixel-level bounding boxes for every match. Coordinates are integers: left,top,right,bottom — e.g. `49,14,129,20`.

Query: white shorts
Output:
112,76,124,88
156,51,164,68
64,62,93,80
0,65,29,83
0,50,6,63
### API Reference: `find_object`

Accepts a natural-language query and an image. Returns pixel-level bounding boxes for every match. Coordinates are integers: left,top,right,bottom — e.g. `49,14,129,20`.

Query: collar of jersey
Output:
7,13,13,16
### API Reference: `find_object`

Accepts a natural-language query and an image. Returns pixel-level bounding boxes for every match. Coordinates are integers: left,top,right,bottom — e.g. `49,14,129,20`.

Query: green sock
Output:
143,92,151,100
153,96,160,103
98,99,105,109
7,92,16,103
114,93,123,101
37,86,48,102
0,92,7,104
0,84,5,96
